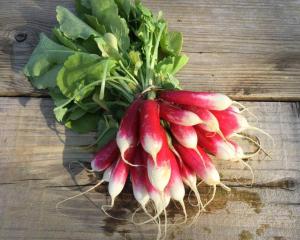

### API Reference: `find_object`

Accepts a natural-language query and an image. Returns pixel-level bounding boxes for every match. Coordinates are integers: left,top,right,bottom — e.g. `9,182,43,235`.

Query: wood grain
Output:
0,98,299,240
0,0,300,99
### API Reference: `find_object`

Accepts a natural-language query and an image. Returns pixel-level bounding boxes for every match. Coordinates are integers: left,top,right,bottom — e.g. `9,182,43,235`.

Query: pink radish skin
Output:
174,143,220,186
108,148,135,205
116,99,141,162
160,90,232,111
108,157,129,205
195,127,236,160
210,109,248,138
159,101,202,126
146,129,172,192
130,147,150,209
91,140,119,172
181,105,220,133
140,100,164,165
170,123,198,149
179,161,197,189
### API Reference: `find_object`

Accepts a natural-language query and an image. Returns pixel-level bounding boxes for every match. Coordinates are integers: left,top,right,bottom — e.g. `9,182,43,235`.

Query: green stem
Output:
99,61,108,100
119,61,139,85
145,33,153,86
150,23,166,70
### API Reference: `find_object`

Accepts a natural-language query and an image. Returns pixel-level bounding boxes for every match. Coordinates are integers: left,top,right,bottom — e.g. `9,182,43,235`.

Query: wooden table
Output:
0,1,299,239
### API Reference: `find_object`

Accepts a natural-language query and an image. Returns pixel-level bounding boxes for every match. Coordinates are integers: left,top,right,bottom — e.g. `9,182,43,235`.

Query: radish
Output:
143,170,171,220
210,108,247,138
107,147,135,208
91,140,119,172
130,146,150,212
146,129,172,192
174,143,230,207
211,108,273,143
181,105,221,133
169,124,198,149
165,151,187,223
102,162,116,182
169,123,206,165
159,90,232,111
135,171,170,240
195,126,236,160
140,100,164,166
178,160,204,224
159,101,202,126
178,160,203,209
174,143,220,187
107,156,130,206
116,98,141,164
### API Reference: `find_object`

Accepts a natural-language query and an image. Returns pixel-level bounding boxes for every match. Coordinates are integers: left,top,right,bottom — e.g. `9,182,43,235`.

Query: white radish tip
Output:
214,94,232,110
216,142,236,160
91,160,100,172
133,186,150,207
183,112,202,126
147,161,171,192
116,135,130,157
204,167,220,186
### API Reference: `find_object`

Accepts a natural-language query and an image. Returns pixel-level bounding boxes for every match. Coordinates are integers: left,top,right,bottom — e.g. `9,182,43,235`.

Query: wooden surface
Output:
1,0,300,100
0,0,300,240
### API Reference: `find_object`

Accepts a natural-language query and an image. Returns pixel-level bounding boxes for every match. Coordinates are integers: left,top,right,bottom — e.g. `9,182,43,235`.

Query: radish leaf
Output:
56,53,115,100
56,6,99,40
160,31,183,56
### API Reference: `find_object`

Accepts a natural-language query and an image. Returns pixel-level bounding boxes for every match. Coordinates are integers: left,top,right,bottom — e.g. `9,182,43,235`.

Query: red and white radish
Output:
165,152,187,222
178,160,203,209
146,129,172,192
159,101,202,126
140,100,164,165
181,105,220,133
170,123,198,149
91,139,119,172
175,143,230,207
211,108,273,143
116,98,141,163
174,143,221,187
144,170,171,219
107,148,135,208
108,156,130,206
130,146,150,211
160,90,232,111
195,126,236,160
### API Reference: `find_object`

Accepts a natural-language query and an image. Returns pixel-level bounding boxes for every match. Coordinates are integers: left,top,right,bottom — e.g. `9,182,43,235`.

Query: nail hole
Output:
15,33,28,43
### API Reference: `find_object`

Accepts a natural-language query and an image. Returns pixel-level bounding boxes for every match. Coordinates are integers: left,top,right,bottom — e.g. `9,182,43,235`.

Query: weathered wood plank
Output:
1,0,300,99
0,97,299,239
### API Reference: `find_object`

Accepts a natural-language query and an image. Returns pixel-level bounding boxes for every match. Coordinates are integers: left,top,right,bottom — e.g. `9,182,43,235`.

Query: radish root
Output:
56,180,104,211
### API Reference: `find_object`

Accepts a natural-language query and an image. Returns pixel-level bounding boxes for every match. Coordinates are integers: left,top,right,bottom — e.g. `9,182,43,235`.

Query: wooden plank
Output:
0,0,300,100
0,97,299,240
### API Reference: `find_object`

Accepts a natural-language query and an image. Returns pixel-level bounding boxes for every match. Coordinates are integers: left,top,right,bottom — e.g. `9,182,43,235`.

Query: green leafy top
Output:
24,0,188,149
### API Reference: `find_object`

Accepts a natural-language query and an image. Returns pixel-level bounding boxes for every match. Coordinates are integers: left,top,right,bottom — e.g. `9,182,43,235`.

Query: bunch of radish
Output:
91,90,269,229
24,0,272,238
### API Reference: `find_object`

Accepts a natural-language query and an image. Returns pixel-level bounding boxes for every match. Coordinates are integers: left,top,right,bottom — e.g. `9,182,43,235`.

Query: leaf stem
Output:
150,23,165,70
119,61,140,85
99,61,108,100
